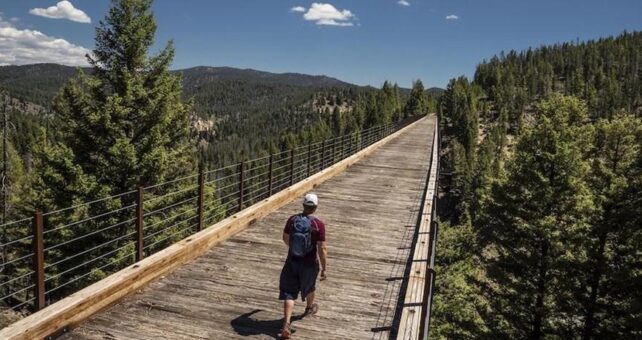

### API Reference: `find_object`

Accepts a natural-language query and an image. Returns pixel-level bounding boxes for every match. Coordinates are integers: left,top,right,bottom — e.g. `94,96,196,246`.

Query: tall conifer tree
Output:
29,0,195,295
34,0,194,212
479,95,595,338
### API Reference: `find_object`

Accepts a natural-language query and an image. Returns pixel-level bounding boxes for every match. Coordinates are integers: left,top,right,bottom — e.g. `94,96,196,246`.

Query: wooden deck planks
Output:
63,117,435,340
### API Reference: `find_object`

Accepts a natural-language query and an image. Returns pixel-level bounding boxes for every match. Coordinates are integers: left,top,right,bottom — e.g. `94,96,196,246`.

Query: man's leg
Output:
279,261,298,337
283,299,295,325
302,262,320,316
305,290,315,308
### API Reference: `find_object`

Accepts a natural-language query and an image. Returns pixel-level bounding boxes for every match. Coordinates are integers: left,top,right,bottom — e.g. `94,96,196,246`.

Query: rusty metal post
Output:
289,149,295,186
197,169,205,231
320,140,326,169
332,138,337,165
354,133,358,152
346,135,350,157
135,187,144,262
307,142,312,177
352,134,356,155
268,154,274,196
238,161,244,212
32,211,45,311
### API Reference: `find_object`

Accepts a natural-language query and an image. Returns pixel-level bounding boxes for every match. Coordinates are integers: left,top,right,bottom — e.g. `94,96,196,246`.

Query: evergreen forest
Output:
431,31,642,339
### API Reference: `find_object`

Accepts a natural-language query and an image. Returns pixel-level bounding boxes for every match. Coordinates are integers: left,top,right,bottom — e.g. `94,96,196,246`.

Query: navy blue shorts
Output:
279,259,320,301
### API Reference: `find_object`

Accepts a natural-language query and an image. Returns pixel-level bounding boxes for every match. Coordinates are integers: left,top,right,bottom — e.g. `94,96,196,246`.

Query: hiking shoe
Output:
304,303,319,317
280,322,292,339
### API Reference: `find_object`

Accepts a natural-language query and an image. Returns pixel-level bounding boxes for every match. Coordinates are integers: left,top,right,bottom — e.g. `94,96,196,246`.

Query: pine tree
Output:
30,0,195,296
392,83,402,121
581,112,642,338
404,80,427,118
430,220,489,338
441,77,479,164
380,81,395,124
479,95,595,338
38,0,194,203
364,92,380,128
331,106,344,136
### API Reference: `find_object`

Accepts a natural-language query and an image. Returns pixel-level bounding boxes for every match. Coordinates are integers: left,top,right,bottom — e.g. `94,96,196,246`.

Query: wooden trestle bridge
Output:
0,116,439,340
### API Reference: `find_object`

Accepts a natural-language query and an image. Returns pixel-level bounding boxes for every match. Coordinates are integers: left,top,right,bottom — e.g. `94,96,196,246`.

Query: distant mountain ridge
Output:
0,64,443,108
0,63,358,106
178,66,353,88
0,64,81,107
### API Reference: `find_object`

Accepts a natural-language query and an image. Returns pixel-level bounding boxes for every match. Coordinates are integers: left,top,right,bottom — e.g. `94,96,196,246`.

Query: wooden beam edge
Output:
397,120,439,340
0,116,428,340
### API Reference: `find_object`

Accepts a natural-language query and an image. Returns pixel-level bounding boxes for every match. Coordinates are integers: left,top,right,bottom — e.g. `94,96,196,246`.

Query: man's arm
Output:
318,241,327,279
282,216,292,246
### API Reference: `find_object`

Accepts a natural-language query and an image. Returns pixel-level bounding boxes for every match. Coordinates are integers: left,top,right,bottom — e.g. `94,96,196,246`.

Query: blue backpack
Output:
289,214,315,257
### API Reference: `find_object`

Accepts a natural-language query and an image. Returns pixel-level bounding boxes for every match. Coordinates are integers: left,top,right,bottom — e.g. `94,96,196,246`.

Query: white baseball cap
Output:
303,193,318,207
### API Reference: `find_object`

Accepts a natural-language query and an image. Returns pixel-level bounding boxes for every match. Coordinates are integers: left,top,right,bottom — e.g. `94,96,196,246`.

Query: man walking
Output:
279,193,327,339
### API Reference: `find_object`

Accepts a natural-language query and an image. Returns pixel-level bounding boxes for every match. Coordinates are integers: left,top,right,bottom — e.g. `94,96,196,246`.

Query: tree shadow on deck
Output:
231,309,302,339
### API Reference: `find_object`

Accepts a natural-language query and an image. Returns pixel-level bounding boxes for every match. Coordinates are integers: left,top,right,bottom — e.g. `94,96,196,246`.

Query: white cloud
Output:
290,6,306,13
446,14,459,20
397,0,410,6
0,17,90,66
29,1,91,23
301,3,355,26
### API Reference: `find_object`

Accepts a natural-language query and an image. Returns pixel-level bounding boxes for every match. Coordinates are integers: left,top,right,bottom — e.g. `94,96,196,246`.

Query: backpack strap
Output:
309,216,319,233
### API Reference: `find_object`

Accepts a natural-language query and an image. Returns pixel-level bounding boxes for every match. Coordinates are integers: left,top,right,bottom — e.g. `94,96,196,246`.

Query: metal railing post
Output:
307,142,312,177
135,187,144,262
347,135,350,156
268,154,274,196
289,149,295,186
352,134,356,154
238,161,244,212
197,169,205,231
321,140,326,169
332,138,337,165
33,211,45,311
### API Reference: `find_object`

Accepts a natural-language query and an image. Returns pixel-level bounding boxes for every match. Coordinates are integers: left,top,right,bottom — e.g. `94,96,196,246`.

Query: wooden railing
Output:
396,118,439,340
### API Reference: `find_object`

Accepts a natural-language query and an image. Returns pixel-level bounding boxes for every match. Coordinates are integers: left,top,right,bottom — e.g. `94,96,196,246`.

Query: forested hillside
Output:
432,31,642,338
0,63,439,168
0,64,350,107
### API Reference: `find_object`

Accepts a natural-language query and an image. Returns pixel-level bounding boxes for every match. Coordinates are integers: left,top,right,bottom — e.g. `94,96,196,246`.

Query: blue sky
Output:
0,1,640,88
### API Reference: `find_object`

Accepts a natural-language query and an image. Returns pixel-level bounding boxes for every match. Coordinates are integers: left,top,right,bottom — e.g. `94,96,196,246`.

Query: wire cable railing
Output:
0,116,421,317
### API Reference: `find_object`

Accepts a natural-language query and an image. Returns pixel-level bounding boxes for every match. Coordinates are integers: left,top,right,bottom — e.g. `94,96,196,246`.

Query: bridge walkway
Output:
64,117,436,340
